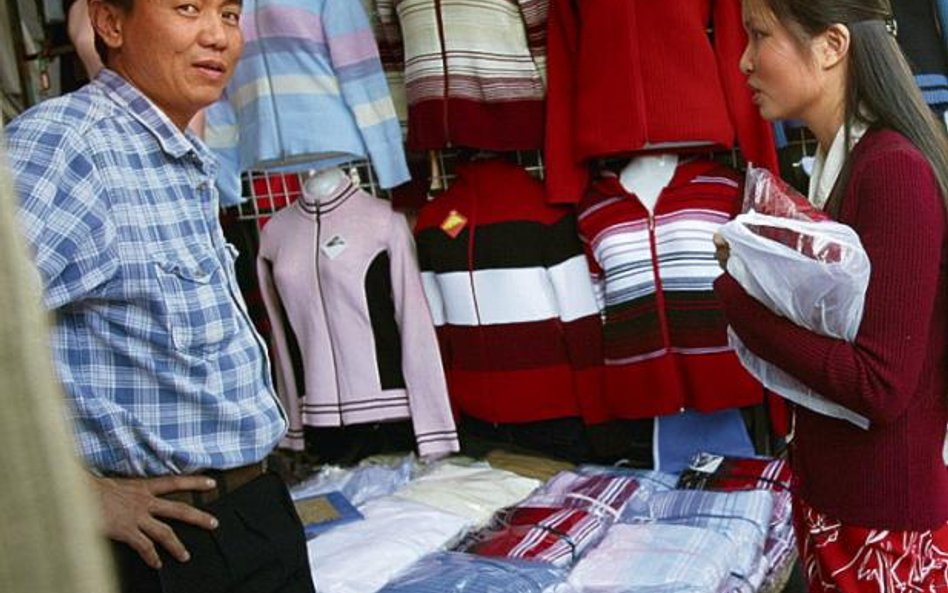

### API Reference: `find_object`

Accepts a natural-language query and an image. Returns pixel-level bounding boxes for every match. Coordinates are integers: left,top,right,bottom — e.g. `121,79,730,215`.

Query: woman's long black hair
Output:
755,0,948,210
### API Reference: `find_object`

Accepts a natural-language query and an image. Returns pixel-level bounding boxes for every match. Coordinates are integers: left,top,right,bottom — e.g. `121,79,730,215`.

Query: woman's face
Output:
739,0,825,122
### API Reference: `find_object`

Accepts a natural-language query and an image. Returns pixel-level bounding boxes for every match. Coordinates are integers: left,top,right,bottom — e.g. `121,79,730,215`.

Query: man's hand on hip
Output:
91,475,220,569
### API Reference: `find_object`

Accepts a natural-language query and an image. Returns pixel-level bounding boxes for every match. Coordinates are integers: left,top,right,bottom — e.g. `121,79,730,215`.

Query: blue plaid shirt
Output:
5,69,286,476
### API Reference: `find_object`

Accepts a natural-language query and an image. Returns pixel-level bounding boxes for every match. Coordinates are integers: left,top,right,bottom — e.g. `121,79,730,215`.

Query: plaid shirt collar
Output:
92,68,218,176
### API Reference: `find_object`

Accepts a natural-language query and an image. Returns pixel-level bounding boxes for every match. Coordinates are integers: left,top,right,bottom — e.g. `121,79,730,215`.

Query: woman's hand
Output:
713,232,730,272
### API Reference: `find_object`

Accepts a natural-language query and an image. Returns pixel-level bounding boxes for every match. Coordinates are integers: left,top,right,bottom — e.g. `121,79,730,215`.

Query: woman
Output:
713,1,948,591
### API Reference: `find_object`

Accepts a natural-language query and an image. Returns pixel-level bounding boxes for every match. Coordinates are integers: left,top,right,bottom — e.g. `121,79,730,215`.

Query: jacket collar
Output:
594,156,721,198
296,177,359,217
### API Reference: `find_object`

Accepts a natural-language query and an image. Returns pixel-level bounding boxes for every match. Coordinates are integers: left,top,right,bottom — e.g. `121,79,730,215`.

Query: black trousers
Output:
111,472,315,593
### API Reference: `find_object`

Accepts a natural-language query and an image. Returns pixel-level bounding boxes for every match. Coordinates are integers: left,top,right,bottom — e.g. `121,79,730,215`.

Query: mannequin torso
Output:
619,153,679,212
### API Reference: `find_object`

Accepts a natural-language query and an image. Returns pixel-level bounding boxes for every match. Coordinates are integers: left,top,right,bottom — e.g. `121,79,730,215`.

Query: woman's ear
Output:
817,23,851,70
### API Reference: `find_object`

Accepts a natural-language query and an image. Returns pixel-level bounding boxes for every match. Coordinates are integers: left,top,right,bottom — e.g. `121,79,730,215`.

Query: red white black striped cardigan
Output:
576,159,762,421
415,158,604,423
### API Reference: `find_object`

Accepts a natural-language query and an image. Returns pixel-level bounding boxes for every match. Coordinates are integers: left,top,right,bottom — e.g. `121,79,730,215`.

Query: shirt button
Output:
197,181,208,191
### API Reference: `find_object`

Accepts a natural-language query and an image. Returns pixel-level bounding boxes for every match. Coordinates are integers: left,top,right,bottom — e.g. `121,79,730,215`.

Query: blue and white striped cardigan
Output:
205,0,409,205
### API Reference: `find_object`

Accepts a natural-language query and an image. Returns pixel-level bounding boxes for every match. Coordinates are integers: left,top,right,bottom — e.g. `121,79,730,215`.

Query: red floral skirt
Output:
794,497,948,593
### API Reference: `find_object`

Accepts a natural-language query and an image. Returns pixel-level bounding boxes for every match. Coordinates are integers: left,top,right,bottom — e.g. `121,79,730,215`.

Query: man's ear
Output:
817,23,851,70
88,0,125,54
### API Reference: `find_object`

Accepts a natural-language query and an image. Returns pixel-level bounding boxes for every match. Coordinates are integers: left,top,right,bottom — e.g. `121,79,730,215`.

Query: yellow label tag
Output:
440,209,468,239
295,496,341,525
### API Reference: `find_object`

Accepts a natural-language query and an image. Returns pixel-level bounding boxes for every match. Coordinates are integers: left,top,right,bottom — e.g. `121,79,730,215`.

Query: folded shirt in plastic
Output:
293,491,363,539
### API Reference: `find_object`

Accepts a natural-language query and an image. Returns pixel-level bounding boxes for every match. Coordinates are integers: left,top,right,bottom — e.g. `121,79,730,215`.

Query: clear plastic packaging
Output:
566,524,734,593
718,166,871,428
307,496,474,593
377,552,569,593
455,506,609,568
519,471,643,520
290,454,417,507
620,489,773,580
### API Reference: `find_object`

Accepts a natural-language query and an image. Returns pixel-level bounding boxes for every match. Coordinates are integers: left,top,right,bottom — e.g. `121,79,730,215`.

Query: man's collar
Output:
92,68,216,172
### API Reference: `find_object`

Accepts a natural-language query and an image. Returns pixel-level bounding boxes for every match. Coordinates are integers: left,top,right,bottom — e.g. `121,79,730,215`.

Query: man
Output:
3,0,314,591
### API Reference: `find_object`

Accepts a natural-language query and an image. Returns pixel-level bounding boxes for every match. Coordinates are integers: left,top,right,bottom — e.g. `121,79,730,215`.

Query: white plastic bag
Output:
719,166,871,429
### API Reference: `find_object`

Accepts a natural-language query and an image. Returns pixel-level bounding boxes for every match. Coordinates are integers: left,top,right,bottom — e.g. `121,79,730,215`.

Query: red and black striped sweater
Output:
415,159,603,423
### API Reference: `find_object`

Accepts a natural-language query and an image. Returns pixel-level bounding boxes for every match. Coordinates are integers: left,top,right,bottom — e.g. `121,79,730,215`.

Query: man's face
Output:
98,0,242,129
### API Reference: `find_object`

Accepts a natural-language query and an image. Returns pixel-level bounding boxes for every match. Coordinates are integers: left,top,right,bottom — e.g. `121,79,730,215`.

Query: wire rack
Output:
426,148,546,190
235,159,383,229
229,131,822,234
233,148,548,230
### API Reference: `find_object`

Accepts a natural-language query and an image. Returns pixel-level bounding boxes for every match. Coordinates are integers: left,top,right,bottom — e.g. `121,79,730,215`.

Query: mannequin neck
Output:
619,154,679,211
302,167,349,205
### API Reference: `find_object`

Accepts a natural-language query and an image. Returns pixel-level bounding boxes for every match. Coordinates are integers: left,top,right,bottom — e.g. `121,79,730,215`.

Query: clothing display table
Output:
291,452,797,593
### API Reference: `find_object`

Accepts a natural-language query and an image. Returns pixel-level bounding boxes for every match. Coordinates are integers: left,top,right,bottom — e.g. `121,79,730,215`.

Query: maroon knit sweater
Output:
715,129,948,530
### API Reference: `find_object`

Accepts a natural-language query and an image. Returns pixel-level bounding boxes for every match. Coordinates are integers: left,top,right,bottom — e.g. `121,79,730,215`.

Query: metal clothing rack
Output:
236,159,384,229
229,140,805,230
233,148,548,230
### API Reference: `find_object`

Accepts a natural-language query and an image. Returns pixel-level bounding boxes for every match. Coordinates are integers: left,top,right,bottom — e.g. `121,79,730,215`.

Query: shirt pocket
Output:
153,253,241,356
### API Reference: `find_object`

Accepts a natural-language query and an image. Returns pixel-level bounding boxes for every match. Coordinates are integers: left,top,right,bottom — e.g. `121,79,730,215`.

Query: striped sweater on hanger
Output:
577,159,761,421
374,0,549,151
415,159,603,424
205,0,409,206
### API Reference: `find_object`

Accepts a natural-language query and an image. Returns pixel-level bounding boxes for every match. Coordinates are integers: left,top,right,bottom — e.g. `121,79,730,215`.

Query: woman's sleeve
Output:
715,148,946,425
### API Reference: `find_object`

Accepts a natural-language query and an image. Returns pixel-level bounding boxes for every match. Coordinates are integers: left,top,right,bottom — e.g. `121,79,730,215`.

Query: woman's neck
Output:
805,80,847,154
